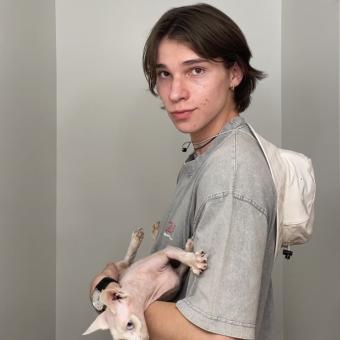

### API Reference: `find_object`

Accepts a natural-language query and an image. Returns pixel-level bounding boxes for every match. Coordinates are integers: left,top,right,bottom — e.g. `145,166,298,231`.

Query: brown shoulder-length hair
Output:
143,3,265,113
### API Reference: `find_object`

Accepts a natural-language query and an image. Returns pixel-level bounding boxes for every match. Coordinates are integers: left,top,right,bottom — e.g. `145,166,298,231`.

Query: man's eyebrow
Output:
156,58,210,69
156,63,167,69
182,58,209,66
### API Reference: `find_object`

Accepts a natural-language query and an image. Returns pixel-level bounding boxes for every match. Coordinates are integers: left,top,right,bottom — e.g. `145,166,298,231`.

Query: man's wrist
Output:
91,277,119,313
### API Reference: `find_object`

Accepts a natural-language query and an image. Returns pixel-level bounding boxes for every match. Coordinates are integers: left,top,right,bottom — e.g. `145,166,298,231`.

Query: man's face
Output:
156,38,236,142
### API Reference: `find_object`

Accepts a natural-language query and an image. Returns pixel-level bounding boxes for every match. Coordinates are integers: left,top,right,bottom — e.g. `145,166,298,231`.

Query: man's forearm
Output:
145,301,239,340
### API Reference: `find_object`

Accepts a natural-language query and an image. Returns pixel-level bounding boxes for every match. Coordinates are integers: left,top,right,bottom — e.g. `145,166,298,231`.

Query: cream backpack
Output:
247,124,316,259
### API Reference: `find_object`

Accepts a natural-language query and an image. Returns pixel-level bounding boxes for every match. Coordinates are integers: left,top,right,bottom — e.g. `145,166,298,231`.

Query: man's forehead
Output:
156,39,203,66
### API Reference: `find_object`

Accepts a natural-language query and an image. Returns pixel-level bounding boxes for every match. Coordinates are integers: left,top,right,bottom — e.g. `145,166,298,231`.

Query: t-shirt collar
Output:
181,115,246,174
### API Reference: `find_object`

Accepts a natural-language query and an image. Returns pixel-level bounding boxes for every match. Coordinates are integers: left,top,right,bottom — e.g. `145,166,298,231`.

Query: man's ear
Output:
83,311,109,335
230,62,243,87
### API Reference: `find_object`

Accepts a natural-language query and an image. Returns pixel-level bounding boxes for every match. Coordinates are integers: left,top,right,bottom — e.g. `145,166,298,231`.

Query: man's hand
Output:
145,301,240,340
89,262,119,296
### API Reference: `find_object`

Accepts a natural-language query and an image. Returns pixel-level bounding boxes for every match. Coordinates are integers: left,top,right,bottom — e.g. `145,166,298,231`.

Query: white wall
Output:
56,1,282,339
0,1,56,339
282,0,340,339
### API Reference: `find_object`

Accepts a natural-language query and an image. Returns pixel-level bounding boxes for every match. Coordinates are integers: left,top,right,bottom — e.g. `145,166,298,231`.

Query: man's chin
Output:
171,121,196,135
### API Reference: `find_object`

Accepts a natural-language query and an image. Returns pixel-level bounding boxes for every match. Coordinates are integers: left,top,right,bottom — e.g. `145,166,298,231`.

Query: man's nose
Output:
169,77,189,102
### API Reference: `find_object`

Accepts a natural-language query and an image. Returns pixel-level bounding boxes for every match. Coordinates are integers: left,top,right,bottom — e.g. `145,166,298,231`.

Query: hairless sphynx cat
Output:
84,226,208,340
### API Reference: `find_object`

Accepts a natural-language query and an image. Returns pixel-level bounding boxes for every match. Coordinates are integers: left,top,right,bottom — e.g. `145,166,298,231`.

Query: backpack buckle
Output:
283,245,293,259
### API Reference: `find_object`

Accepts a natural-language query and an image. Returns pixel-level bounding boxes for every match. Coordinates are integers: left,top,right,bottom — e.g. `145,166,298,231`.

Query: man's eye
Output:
191,67,204,75
158,70,170,78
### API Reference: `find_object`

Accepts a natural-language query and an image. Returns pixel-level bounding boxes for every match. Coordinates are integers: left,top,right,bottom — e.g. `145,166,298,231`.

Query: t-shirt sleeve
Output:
176,192,270,340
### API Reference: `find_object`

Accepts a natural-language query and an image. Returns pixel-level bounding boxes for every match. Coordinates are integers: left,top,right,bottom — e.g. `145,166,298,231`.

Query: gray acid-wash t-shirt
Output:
152,116,276,340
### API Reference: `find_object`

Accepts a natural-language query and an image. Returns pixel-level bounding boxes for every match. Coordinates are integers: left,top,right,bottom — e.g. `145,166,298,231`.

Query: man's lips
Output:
170,109,195,120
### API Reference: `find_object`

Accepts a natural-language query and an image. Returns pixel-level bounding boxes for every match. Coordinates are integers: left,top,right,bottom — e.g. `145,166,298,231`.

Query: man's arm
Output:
145,301,240,340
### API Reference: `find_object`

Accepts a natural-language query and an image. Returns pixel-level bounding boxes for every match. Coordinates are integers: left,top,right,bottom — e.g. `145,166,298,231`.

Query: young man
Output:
92,4,276,339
